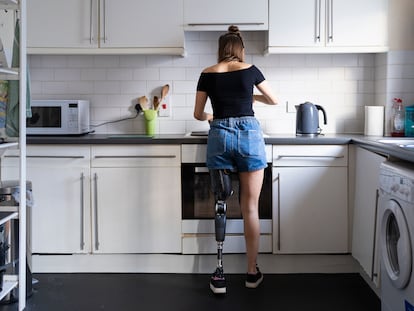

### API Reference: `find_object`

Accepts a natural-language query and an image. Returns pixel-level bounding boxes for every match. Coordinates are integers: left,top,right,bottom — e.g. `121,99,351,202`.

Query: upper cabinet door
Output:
27,0,99,48
327,0,388,47
268,0,388,53
102,0,184,49
27,0,184,54
184,0,268,31
268,0,324,47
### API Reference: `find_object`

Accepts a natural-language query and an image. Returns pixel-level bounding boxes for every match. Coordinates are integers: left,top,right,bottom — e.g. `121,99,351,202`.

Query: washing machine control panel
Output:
380,168,414,203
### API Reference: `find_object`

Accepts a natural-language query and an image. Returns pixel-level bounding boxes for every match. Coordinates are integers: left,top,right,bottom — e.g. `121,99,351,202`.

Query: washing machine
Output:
378,161,414,311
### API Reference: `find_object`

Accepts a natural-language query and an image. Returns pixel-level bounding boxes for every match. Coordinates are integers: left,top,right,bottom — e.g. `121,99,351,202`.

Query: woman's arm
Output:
194,91,213,121
254,80,278,105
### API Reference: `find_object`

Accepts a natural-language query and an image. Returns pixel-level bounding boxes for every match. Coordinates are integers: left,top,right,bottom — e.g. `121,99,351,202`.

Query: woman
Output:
194,25,278,294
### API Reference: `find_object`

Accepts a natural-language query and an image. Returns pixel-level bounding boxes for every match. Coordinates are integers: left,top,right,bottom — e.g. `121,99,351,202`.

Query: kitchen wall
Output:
376,51,414,135
29,32,382,135
379,0,414,135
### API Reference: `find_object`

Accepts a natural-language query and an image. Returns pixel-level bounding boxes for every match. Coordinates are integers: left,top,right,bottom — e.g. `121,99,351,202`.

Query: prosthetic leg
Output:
209,169,233,294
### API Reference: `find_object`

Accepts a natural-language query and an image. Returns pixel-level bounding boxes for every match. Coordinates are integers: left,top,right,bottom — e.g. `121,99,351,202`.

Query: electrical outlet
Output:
286,101,297,113
158,95,171,117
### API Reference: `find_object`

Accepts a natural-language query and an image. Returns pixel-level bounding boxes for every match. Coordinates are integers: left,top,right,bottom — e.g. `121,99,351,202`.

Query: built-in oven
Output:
181,144,273,254
181,164,272,219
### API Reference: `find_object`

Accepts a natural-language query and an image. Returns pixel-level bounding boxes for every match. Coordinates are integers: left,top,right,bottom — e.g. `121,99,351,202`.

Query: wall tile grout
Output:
28,36,414,135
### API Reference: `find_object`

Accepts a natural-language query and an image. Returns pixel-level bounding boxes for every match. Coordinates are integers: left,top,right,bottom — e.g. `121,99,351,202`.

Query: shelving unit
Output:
0,68,19,76
0,0,27,310
0,211,18,226
0,275,18,301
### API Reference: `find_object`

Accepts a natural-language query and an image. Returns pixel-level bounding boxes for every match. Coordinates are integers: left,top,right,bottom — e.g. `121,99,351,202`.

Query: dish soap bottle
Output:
391,98,405,137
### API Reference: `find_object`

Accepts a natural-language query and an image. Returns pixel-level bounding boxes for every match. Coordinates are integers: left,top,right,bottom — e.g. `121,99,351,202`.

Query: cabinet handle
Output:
102,0,107,43
275,155,344,159
315,0,321,42
371,188,380,279
187,23,265,26
93,155,176,159
93,173,100,250
80,173,85,250
5,155,85,159
328,0,334,42
90,0,94,44
275,173,281,251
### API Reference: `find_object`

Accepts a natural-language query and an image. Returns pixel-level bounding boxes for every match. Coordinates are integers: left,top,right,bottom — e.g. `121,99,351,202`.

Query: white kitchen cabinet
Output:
91,145,181,253
101,0,183,50
183,0,268,31
1,145,91,254
352,146,386,287
2,144,182,255
272,145,348,253
27,0,97,49
27,0,184,55
267,0,388,53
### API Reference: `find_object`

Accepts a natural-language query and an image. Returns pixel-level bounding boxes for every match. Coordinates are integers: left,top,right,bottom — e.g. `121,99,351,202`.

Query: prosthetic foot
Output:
209,169,233,294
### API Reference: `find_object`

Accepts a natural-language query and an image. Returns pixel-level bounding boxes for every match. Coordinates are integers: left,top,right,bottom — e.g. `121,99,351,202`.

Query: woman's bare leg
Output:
239,169,264,274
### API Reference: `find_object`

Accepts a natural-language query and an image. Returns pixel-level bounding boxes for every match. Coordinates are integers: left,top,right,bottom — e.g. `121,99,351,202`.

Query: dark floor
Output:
0,273,380,311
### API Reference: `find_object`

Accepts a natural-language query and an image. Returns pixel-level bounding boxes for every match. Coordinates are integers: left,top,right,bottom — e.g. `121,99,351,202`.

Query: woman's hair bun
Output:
218,25,244,62
227,25,240,35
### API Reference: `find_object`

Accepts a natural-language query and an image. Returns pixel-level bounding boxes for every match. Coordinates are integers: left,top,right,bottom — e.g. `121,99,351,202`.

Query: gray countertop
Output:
25,133,414,163
351,136,414,163
26,133,354,145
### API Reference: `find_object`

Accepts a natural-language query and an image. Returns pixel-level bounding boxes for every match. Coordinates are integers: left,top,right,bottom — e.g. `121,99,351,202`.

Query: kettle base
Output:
296,133,321,137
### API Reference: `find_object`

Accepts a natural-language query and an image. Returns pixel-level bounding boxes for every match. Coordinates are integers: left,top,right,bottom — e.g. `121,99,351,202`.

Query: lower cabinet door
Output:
28,166,90,253
1,147,91,254
352,147,386,286
91,167,181,253
273,166,348,253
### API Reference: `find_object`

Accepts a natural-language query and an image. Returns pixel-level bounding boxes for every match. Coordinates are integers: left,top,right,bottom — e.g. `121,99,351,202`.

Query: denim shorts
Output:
206,116,267,172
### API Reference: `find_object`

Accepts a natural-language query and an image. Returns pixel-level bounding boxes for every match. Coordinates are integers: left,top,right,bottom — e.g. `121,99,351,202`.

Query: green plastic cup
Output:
143,109,157,136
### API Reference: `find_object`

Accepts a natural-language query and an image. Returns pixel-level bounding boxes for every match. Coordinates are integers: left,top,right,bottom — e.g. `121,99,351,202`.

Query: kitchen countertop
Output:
351,136,414,163
26,133,354,145
25,133,414,163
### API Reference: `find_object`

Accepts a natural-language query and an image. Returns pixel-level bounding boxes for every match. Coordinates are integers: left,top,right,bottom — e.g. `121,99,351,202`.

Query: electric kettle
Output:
296,102,327,136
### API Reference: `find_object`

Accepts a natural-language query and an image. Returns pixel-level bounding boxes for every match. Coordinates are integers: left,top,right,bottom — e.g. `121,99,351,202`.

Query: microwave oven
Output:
26,100,90,135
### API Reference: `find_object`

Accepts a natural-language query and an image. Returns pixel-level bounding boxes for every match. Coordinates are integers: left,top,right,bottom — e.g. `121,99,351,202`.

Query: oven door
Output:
181,163,272,254
181,163,272,219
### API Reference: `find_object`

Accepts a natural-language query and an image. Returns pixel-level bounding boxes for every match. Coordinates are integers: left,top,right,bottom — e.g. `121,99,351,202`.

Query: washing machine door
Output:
380,199,412,289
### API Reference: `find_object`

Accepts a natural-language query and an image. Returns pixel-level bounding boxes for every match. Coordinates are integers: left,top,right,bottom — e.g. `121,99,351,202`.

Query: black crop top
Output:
196,65,265,119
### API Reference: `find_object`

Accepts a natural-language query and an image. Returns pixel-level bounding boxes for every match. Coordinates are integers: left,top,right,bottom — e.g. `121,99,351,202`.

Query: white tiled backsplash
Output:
28,32,414,135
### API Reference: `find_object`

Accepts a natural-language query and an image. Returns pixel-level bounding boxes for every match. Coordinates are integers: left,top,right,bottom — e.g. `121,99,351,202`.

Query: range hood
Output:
183,0,268,32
